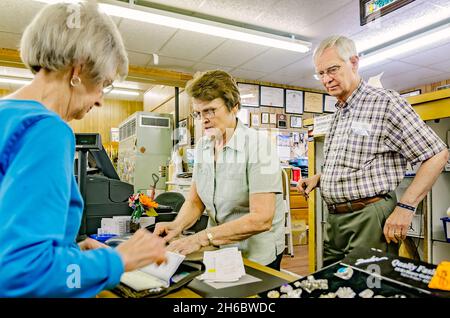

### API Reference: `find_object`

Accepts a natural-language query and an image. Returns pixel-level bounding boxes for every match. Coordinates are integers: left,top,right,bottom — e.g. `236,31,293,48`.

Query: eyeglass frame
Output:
314,65,342,80
102,80,114,95
190,105,226,120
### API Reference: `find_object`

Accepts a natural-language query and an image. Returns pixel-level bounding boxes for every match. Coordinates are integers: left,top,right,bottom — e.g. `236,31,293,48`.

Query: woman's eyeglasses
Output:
190,105,225,120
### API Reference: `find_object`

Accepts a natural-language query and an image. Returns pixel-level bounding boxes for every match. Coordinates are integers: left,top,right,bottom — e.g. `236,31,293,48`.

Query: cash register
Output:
75,133,133,239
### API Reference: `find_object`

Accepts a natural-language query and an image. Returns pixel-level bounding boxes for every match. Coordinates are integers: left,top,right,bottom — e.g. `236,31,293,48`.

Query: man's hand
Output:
296,174,320,199
383,207,414,244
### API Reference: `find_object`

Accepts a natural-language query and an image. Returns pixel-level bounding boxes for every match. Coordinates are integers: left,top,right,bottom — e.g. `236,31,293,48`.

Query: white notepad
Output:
120,251,185,291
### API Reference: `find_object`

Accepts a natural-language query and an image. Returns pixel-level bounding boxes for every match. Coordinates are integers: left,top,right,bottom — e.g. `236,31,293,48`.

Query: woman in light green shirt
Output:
154,70,285,269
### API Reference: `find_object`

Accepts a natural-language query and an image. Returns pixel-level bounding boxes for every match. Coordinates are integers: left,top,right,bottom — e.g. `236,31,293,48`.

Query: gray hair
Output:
313,35,358,62
20,0,128,83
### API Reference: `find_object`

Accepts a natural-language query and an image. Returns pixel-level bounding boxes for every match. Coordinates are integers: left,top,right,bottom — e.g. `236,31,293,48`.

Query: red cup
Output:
292,169,300,182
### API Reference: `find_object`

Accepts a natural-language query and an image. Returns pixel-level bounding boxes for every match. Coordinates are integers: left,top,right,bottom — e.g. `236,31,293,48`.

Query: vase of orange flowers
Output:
128,192,159,233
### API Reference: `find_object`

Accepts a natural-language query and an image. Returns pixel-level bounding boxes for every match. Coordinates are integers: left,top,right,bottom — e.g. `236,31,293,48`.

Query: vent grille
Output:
119,118,136,141
141,116,170,128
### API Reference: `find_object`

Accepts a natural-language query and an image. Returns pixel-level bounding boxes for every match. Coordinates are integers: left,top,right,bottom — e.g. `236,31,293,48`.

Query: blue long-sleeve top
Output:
0,99,124,297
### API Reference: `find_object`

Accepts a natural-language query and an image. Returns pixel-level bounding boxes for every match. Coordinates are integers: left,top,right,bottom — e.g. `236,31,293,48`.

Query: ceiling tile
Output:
398,42,450,66
230,69,267,81
0,0,44,33
119,19,177,54
127,51,152,67
360,61,418,80
238,48,305,73
191,62,233,73
153,55,195,73
202,40,268,67
159,30,226,61
428,59,450,72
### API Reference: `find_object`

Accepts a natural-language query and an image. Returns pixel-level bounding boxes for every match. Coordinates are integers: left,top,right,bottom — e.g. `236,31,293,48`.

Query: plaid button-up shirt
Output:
321,80,446,205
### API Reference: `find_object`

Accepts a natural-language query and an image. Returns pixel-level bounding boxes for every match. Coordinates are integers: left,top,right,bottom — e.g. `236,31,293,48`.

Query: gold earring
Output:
70,76,81,87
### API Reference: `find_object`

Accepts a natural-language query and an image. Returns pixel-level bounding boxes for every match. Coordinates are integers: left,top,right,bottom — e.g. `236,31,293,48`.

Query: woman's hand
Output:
153,221,183,243
116,228,167,272
166,233,204,256
78,237,108,251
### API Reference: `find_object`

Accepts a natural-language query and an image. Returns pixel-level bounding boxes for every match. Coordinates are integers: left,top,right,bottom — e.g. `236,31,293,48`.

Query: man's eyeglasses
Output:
314,65,341,80
190,105,225,120
102,81,114,95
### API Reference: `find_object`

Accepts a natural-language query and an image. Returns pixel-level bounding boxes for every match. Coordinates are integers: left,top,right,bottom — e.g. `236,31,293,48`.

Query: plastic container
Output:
441,217,450,243
89,234,118,243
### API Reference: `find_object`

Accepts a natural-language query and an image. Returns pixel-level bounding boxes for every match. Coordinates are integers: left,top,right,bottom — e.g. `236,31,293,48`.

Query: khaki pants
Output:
323,192,399,266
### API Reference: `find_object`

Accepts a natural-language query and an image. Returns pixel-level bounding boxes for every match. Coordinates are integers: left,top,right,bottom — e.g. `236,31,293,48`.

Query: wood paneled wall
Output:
68,99,143,143
0,88,143,143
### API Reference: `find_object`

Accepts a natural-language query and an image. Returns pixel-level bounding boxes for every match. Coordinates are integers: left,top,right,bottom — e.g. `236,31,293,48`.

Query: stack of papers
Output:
120,251,185,291
198,247,246,282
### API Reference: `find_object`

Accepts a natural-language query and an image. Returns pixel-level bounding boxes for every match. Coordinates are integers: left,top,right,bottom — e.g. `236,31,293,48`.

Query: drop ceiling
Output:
1,0,450,93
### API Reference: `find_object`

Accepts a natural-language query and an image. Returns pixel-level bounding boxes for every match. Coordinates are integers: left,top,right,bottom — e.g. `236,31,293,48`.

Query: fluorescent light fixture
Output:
31,0,311,53
0,77,32,85
109,89,140,96
359,21,450,69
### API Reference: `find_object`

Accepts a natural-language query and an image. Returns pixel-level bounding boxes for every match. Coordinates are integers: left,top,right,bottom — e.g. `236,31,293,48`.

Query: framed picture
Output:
277,114,287,129
400,89,421,98
304,91,324,114
360,0,414,26
269,113,277,124
285,89,304,114
251,113,260,127
260,86,284,108
238,83,260,107
237,108,249,126
261,112,269,124
290,116,302,128
323,94,338,113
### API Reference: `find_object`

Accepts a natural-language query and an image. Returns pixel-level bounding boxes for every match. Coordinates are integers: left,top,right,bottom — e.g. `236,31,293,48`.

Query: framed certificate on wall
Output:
260,86,284,108
285,89,304,114
323,94,338,113
261,112,269,124
238,83,260,107
304,92,323,113
290,116,302,128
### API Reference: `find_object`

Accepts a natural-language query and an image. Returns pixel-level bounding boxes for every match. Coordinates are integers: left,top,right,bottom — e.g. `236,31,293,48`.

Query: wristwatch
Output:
205,230,216,246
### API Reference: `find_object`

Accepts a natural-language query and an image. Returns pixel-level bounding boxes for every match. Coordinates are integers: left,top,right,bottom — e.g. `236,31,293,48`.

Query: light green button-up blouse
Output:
192,120,285,265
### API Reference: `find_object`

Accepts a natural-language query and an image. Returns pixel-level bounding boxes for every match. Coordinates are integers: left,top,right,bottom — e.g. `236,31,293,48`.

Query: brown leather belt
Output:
328,196,384,214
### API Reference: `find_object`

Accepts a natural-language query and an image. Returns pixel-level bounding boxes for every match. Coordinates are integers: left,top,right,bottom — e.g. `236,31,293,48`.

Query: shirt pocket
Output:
341,132,377,170
217,163,247,201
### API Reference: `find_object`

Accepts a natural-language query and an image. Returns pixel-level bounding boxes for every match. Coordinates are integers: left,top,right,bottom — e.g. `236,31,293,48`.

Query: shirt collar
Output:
336,79,366,109
201,119,246,152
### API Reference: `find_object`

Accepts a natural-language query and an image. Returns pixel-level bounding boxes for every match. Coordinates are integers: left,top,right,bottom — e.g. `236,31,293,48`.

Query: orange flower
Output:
139,193,159,208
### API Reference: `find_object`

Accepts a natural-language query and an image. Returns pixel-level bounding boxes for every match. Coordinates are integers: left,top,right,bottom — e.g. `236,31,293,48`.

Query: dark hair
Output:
185,70,241,111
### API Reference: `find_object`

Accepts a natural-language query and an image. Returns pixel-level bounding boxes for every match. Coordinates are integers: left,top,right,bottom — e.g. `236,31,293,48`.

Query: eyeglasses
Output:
190,105,225,120
314,65,341,80
102,80,114,95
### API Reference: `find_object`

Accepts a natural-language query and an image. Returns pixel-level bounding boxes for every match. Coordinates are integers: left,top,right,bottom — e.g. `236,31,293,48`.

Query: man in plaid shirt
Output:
297,35,449,265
